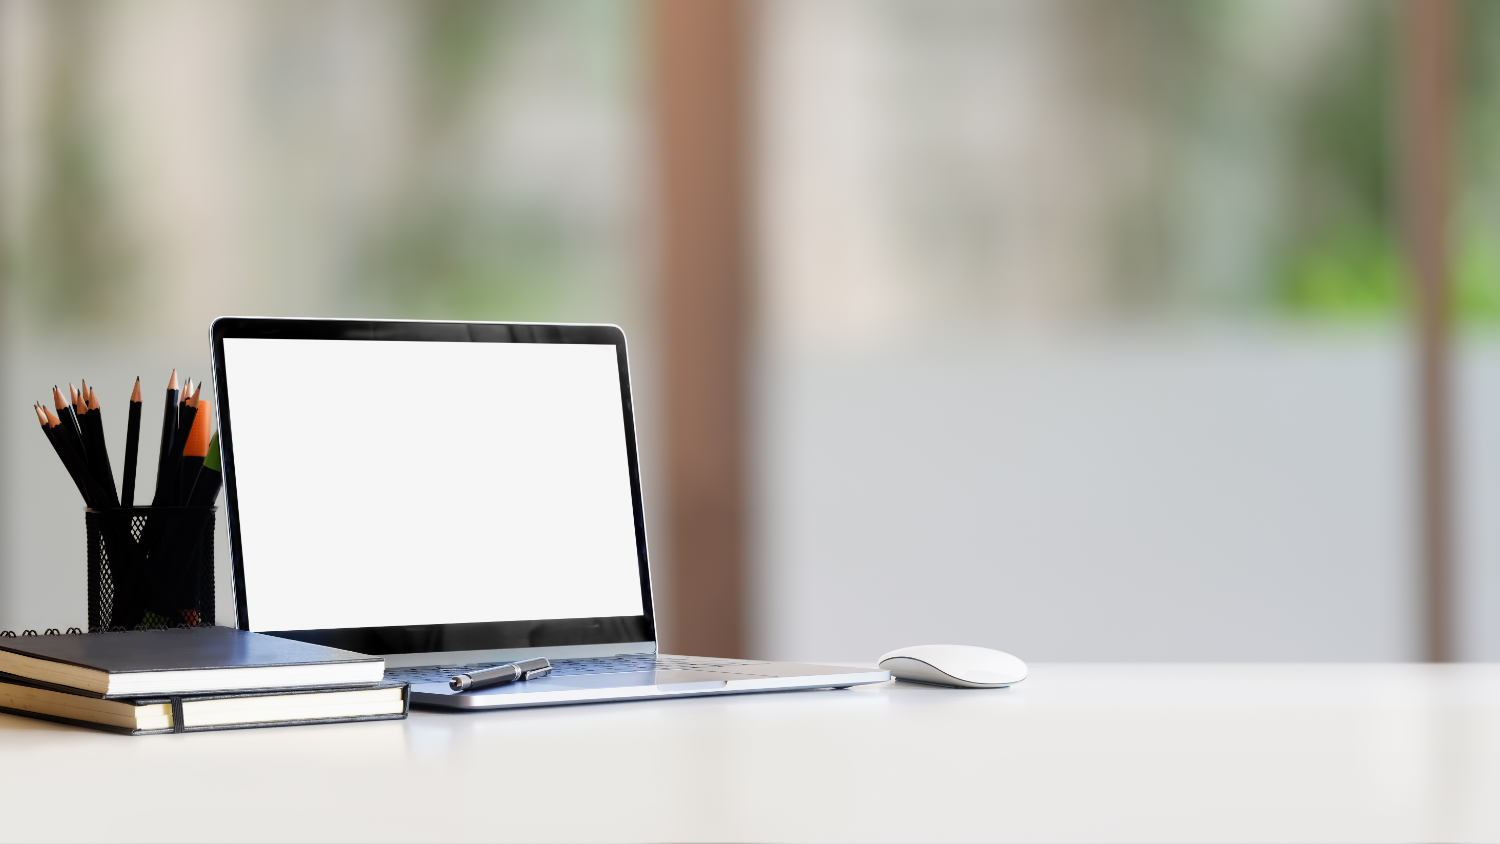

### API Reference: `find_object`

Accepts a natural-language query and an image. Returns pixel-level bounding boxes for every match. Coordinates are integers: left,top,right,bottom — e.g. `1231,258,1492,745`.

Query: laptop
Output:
209,317,888,710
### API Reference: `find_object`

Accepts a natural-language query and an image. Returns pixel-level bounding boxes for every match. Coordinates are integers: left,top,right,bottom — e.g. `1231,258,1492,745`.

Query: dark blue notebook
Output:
0,628,384,698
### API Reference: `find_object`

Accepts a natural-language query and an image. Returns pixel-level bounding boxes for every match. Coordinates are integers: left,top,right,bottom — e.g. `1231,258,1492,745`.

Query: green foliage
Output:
1278,233,1403,320
1275,229,1500,327
1454,231,1500,327
1273,2,1397,321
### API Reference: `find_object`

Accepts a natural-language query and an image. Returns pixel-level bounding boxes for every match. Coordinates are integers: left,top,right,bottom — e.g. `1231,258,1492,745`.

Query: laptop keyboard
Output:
384,655,770,685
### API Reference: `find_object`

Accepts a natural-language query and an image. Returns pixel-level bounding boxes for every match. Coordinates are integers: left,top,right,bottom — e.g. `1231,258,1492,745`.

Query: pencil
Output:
37,404,89,504
95,385,121,506
43,403,103,507
177,377,192,435
178,399,211,506
187,432,223,507
55,384,96,497
42,405,65,435
69,383,86,439
177,383,199,444
54,385,92,487
169,383,200,505
74,382,92,451
78,382,98,463
77,383,101,499
73,383,91,471
151,370,180,507
71,397,111,508
82,383,119,507
36,403,77,500
122,377,142,507
55,386,83,453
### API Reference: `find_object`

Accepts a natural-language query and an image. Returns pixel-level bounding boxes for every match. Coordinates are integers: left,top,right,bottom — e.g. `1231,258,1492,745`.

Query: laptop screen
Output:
212,320,654,654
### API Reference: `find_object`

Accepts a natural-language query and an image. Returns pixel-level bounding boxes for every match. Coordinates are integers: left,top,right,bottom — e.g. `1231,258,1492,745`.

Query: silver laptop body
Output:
210,317,887,710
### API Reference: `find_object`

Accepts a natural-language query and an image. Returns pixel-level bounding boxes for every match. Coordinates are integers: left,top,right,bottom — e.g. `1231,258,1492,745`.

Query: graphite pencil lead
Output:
131,377,142,402
34,404,47,427
53,387,67,411
87,386,99,411
190,383,201,407
168,369,178,391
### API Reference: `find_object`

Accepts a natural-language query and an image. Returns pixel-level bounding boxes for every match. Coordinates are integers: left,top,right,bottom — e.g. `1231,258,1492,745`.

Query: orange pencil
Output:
179,399,212,506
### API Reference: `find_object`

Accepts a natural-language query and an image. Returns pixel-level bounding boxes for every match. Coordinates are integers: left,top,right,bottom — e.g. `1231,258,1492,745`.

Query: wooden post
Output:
1400,0,1456,662
650,0,751,657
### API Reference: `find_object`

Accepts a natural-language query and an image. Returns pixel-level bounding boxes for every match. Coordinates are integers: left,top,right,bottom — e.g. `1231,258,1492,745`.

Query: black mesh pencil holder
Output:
85,507,216,632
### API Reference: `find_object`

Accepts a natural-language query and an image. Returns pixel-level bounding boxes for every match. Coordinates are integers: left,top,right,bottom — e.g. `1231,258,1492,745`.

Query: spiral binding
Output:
0,626,210,636
0,628,87,637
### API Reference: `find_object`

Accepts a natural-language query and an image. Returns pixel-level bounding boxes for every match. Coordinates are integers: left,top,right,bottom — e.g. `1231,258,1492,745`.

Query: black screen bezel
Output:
209,317,657,653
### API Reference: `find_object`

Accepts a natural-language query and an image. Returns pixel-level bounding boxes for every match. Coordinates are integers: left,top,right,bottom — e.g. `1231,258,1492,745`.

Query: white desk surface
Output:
4,663,1500,843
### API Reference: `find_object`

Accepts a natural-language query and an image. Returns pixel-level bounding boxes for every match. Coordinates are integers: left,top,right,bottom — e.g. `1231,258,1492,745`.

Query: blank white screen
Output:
222,337,645,632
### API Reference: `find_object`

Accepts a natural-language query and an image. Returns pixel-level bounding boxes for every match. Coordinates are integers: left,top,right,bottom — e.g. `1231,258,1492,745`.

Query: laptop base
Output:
405,656,889,710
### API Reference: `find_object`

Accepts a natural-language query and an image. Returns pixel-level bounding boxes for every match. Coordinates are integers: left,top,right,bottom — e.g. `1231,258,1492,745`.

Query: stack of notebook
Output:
0,627,406,735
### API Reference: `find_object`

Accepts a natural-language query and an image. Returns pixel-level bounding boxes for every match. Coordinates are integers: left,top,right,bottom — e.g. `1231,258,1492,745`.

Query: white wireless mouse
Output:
878,644,1028,688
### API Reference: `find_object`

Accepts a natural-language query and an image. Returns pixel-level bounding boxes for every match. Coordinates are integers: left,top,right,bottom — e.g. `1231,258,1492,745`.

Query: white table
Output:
4,664,1500,843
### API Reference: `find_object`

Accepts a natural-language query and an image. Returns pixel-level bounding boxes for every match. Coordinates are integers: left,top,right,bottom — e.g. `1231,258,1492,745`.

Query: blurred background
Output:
1,0,1496,662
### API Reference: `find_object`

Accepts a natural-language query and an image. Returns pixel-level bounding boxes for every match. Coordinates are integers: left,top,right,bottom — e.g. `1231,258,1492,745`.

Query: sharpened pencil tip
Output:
168,369,178,391
34,404,47,427
53,387,66,410
131,378,142,402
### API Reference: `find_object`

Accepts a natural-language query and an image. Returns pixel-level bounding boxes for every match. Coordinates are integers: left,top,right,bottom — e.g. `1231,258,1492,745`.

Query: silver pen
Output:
449,657,553,691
